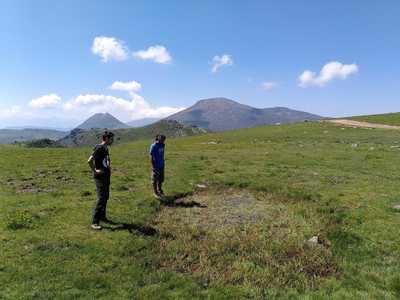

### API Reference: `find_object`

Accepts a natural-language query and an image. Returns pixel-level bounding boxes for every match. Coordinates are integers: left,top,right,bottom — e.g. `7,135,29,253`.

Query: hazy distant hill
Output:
166,97,322,131
5,126,72,131
76,113,130,129
59,120,208,147
126,118,160,127
0,129,67,144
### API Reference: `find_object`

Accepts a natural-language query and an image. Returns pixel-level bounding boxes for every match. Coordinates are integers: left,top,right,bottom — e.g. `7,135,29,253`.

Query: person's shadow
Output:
102,221,159,236
160,192,207,208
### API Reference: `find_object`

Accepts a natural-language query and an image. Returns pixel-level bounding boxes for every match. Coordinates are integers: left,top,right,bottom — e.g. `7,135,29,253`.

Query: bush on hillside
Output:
25,138,64,148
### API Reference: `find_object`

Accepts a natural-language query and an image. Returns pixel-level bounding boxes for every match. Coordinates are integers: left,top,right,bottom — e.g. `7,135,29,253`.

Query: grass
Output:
155,188,339,296
1,121,400,298
350,112,400,126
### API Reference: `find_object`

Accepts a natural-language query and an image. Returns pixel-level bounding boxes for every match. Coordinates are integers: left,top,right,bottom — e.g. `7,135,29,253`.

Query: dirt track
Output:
326,119,400,130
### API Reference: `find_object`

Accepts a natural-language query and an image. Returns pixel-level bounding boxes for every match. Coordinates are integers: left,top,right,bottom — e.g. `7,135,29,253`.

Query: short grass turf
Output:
1,121,400,299
350,112,400,126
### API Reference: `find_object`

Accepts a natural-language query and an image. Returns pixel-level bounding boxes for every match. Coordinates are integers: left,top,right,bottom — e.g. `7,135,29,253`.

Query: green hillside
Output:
350,112,400,126
0,128,67,144
59,120,208,147
1,121,400,298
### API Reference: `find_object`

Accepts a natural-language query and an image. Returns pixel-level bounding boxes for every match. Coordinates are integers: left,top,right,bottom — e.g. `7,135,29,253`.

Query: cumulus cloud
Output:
298,61,358,87
133,45,172,64
211,54,233,73
106,80,183,118
91,36,129,62
261,81,278,90
91,37,172,64
1,80,184,128
63,93,184,120
29,94,61,108
63,80,184,120
110,80,142,95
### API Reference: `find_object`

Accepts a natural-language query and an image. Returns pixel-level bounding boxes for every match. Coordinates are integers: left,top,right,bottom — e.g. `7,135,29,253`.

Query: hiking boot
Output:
91,224,102,230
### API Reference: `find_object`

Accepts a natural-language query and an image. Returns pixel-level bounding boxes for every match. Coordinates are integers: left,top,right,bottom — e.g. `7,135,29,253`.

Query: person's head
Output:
102,131,114,146
155,134,166,144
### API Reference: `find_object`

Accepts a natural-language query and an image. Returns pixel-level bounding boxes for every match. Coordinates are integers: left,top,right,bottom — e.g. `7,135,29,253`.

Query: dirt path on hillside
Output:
326,119,400,130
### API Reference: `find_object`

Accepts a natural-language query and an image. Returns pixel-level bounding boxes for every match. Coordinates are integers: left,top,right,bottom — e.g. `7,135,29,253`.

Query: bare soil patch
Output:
153,188,339,290
326,119,400,130
158,188,267,229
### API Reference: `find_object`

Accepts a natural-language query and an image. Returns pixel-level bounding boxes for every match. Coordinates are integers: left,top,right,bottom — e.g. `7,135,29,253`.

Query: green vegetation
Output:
351,112,400,126
25,138,64,148
59,120,208,147
1,121,400,298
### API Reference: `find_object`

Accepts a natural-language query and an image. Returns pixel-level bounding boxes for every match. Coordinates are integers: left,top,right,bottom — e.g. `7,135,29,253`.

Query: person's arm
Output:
149,144,156,169
88,155,95,172
149,155,153,167
88,152,103,175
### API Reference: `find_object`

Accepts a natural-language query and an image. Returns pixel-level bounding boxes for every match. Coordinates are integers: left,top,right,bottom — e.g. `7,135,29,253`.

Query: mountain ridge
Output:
76,112,130,129
58,119,208,147
0,128,67,144
166,97,322,131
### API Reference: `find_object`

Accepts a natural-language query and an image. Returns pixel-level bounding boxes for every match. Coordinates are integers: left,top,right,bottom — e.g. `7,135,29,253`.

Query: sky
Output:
1,0,400,128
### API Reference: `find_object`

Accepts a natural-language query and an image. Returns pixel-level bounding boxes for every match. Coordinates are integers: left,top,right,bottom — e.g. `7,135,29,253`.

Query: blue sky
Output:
1,0,400,128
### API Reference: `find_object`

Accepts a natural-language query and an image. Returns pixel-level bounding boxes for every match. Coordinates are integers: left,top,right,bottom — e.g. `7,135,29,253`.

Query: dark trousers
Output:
92,176,110,224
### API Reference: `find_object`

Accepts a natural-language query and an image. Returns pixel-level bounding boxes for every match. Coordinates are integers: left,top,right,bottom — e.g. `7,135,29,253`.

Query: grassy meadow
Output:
1,121,400,299
350,112,400,126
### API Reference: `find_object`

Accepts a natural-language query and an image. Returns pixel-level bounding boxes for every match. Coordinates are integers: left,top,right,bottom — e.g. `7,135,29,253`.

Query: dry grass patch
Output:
153,188,339,292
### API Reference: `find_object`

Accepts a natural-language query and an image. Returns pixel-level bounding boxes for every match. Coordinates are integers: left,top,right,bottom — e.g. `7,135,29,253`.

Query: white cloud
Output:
133,45,172,64
29,94,61,108
298,61,358,87
1,81,185,128
261,81,278,90
91,36,129,62
63,93,184,121
0,105,22,118
63,80,184,121
211,54,233,73
110,80,142,94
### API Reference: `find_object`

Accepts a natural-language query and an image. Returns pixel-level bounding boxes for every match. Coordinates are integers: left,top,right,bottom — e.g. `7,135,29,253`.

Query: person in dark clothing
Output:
150,134,166,199
87,131,114,230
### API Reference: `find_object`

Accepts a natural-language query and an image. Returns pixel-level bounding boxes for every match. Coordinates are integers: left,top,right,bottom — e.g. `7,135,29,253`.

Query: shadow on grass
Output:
161,192,207,208
103,222,159,236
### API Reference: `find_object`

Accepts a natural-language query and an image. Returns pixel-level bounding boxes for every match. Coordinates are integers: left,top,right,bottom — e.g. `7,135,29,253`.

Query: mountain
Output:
5,126,72,131
126,118,160,127
165,97,322,132
76,113,130,129
59,120,208,147
0,129,67,144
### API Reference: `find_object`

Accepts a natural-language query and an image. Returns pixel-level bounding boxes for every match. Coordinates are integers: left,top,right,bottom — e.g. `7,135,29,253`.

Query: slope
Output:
166,97,322,131
59,120,208,147
1,121,400,298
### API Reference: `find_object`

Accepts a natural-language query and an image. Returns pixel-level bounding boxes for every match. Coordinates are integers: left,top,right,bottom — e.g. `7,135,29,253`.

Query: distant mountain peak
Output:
196,97,236,104
76,112,130,130
166,97,322,132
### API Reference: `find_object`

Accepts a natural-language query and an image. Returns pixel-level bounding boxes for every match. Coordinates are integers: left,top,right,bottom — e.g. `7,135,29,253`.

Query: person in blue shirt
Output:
150,134,166,199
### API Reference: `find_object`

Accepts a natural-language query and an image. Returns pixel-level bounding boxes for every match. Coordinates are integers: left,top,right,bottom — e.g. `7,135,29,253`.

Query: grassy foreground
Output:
1,121,400,299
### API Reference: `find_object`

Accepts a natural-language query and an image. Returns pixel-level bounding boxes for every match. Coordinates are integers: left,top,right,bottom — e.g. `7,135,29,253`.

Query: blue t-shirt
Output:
150,142,165,170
